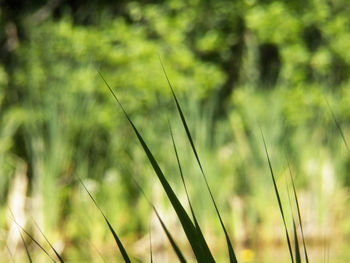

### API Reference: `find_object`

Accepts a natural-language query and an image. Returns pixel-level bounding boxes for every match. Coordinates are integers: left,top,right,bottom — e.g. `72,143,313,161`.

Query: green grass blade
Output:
169,122,215,261
325,98,349,152
8,208,33,263
260,130,294,263
19,231,33,263
105,220,131,262
9,218,57,263
32,220,65,263
168,122,194,221
78,177,131,263
100,72,212,263
154,210,187,263
288,164,309,263
160,59,237,263
286,184,301,263
293,220,301,263
131,176,187,263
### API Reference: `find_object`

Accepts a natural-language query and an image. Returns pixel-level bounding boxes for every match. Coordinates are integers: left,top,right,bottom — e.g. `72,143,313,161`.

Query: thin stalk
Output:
288,163,309,263
160,58,237,263
260,130,294,263
100,71,213,263
32,220,65,263
77,176,131,263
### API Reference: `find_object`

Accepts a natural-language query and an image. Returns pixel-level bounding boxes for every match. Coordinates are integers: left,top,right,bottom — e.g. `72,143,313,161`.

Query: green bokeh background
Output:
1,0,349,262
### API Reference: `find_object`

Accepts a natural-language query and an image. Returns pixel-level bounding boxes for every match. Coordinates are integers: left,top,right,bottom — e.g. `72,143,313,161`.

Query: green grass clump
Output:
6,64,348,263
63,65,311,262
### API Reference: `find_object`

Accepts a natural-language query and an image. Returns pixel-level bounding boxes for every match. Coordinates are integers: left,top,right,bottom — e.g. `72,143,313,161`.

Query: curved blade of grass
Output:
169,122,215,261
32,220,65,263
293,220,301,263
155,211,187,263
260,130,294,263
19,230,33,263
77,176,131,263
100,72,212,263
286,185,301,263
160,59,237,263
131,176,187,263
8,208,32,263
325,97,349,152
168,122,194,220
9,217,57,263
288,164,309,263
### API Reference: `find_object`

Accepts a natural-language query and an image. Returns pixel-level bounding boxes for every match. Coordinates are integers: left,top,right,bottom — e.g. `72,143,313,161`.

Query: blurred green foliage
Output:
1,0,350,261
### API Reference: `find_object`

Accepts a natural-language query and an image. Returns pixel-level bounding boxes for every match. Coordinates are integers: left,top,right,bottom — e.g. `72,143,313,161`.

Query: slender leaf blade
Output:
293,220,301,263
33,220,65,263
78,177,131,263
160,59,237,263
286,184,301,263
154,210,187,263
19,231,33,263
131,174,187,263
169,122,214,261
325,97,349,152
100,72,212,263
10,218,57,263
288,164,309,263
261,130,294,263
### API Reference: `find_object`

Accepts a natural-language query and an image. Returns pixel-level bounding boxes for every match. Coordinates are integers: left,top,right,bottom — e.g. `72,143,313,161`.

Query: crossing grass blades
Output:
10,61,346,263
